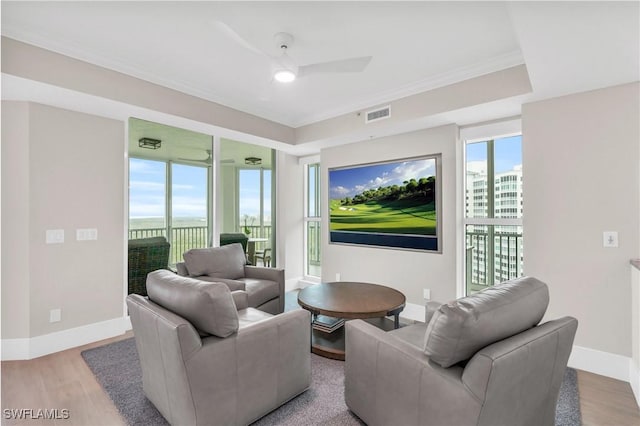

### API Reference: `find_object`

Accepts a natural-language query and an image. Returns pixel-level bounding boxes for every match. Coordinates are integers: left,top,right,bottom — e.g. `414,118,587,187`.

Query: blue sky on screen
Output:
330,158,436,200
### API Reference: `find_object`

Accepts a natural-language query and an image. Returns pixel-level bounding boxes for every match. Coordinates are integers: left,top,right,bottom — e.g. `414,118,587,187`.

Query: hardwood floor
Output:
2,332,639,425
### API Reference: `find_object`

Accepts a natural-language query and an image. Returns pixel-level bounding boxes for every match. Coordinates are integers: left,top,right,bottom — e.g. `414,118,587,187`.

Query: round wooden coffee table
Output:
297,282,406,360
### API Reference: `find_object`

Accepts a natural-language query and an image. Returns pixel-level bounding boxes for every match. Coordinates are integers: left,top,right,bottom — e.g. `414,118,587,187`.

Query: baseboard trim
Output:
630,361,640,408
1,316,129,360
400,302,426,323
568,344,631,382
1,338,30,361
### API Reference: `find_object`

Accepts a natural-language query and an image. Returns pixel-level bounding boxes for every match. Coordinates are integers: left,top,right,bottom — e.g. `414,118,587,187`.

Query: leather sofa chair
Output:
345,276,578,426
126,270,311,426
175,243,284,314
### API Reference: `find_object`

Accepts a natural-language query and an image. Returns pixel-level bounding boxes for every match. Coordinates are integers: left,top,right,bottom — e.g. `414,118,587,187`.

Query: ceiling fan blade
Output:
212,21,268,58
298,56,372,77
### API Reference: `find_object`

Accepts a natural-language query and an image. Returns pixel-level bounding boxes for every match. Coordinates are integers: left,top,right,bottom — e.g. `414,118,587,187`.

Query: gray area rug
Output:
81,337,581,426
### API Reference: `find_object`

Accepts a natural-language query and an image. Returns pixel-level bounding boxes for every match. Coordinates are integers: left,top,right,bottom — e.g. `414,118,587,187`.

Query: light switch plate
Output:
49,309,61,323
77,228,98,241
46,229,64,244
603,231,619,248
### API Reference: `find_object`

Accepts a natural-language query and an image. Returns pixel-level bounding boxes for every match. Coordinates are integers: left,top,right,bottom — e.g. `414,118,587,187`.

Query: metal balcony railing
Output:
466,229,523,294
129,225,274,266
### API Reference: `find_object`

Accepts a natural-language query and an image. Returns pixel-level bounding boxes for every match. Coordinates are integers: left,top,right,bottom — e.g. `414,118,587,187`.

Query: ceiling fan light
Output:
274,69,296,83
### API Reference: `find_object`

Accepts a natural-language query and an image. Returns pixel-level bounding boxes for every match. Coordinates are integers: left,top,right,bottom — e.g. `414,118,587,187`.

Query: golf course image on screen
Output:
329,155,440,251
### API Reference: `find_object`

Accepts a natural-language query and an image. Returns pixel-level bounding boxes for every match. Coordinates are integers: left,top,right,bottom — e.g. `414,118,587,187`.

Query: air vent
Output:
365,105,391,123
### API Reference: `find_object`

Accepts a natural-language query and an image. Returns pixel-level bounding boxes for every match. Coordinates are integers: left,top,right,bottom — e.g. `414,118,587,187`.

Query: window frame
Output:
459,118,523,296
301,156,321,281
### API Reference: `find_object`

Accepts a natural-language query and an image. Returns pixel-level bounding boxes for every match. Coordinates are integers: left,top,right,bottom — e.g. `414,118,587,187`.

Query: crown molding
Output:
292,50,525,128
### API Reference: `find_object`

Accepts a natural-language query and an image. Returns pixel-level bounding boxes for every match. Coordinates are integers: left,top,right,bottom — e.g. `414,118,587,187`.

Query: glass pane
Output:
465,224,523,295
128,158,167,239
465,141,488,219
171,164,208,265
306,221,321,277
494,135,523,219
307,163,320,217
263,169,272,232
239,169,261,237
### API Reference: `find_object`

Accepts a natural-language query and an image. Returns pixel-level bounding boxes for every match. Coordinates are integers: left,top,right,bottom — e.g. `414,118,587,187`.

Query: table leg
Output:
394,313,400,329
247,241,256,265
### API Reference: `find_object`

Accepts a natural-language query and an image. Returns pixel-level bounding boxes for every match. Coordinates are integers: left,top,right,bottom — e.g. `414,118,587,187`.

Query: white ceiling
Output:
2,1,638,133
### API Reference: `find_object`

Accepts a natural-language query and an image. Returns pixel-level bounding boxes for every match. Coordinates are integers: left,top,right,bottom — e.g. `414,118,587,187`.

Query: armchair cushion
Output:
146,269,239,338
183,243,246,279
424,276,549,368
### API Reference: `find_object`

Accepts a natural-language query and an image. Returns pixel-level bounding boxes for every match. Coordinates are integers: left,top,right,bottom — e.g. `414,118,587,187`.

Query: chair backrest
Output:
127,236,170,295
126,294,202,425
462,316,578,426
220,232,249,252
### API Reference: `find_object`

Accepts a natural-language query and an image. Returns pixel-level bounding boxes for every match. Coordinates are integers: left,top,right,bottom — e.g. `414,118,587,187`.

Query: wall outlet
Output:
46,229,65,244
423,289,431,300
49,309,61,323
603,231,619,248
335,273,341,282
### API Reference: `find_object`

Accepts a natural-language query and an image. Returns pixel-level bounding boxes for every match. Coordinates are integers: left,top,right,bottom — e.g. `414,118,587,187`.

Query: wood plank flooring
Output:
2,331,639,425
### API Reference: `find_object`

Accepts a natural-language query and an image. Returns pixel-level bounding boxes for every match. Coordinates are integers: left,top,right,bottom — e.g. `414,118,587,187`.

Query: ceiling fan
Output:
213,22,372,83
179,149,213,165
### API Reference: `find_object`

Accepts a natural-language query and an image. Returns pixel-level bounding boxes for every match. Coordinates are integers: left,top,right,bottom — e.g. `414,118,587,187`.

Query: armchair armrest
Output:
345,320,474,426
244,266,285,313
244,265,284,282
175,262,189,276
231,290,249,311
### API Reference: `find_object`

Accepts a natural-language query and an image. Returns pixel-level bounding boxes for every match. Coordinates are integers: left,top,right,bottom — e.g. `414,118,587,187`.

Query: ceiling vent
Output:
365,105,391,124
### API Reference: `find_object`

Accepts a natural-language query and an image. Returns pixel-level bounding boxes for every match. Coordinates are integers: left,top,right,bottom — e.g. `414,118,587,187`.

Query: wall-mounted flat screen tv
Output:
329,154,441,252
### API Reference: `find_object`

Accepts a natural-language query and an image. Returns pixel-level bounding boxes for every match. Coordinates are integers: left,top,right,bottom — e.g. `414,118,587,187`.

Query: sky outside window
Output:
129,158,207,220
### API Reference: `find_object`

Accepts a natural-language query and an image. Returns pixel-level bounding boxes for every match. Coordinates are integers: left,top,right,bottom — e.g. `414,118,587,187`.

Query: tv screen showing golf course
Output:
329,155,440,252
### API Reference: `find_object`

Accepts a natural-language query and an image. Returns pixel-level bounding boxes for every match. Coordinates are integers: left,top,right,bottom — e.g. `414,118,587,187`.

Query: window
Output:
464,135,523,295
129,158,211,266
305,163,321,278
128,118,214,266
238,167,272,256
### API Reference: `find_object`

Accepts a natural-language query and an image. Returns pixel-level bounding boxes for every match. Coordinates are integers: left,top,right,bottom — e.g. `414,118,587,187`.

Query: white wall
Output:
219,165,237,233
321,125,458,305
1,101,31,339
522,82,640,357
276,151,304,287
1,101,125,342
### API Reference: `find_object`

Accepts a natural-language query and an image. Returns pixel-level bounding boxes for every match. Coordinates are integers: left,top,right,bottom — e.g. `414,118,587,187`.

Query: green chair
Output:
128,236,170,296
219,233,249,252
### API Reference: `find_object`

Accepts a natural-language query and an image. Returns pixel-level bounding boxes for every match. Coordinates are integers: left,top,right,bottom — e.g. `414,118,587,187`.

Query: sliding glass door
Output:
128,118,213,266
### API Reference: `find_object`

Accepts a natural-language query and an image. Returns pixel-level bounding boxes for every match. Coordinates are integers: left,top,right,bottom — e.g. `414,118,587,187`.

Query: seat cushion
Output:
237,307,273,328
146,270,239,338
423,276,549,368
194,276,246,292
240,278,280,308
388,323,428,349
183,243,246,279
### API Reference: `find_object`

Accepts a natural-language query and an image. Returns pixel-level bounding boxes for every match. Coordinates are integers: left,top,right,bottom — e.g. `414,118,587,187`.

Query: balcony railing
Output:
465,228,523,294
129,225,273,265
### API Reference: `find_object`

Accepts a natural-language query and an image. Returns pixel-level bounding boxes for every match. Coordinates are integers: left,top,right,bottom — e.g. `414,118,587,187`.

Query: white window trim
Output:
457,118,522,298
302,157,321,281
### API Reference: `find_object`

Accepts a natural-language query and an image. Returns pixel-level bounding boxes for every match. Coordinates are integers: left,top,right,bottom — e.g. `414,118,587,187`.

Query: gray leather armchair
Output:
345,277,578,426
127,270,311,426
175,243,284,314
